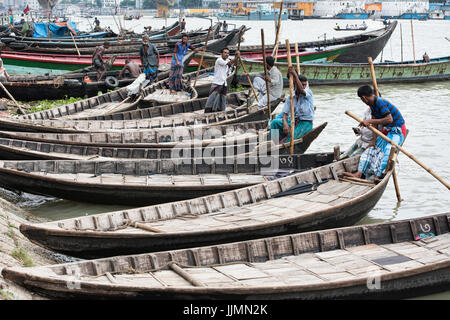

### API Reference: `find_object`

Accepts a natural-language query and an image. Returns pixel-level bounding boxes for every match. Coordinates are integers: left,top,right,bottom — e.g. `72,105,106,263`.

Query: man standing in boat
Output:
169,34,198,93
269,67,314,144
140,35,159,83
94,17,101,31
92,41,110,81
243,56,283,109
180,18,186,32
343,85,406,182
204,48,240,113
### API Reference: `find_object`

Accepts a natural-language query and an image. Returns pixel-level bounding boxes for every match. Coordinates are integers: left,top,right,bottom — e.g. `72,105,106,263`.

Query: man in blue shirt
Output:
269,66,314,144
343,85,407,182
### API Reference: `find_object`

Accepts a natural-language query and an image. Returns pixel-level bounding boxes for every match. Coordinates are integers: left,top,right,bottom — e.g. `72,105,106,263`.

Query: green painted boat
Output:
238,56,450,86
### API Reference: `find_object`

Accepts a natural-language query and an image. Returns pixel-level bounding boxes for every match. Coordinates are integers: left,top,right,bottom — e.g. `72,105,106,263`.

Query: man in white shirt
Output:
246,56,283,109
204,48,240,113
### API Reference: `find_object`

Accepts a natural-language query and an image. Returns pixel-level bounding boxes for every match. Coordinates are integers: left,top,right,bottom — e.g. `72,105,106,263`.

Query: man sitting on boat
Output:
140,35,159,83
269,67,314,144
0,59,11,82
423,52,430,63
92,41,110,81
204,48,240,113
244,56,283,109
118,59,141,79
341,107,373,159
343,85,407,182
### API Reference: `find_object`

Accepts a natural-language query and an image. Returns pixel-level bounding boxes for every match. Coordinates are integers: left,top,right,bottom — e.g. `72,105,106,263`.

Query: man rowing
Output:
343,85,407,182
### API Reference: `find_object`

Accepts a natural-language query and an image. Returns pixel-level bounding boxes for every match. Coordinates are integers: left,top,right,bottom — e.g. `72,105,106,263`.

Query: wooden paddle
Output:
295,42,301,74
368,56,401,201
193,26,212,87
0,82,26,115
345,110,450,191
272,2,284,62
261,29,271,119
410,19,416,64
69,30,81,57
286,39,295,155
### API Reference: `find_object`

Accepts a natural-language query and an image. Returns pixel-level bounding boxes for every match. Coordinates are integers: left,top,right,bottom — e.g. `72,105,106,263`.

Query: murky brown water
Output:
1,17,449,298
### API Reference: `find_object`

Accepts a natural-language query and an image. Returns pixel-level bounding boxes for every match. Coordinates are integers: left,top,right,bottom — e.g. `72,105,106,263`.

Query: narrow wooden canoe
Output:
238,55,450,86
0,122,327,160
1,27,244,72
18,89,251,121
0,149,333,206
15,152,399,258
227,22,397,64
0,119,325,151
4,213,450,299
0,93,281,133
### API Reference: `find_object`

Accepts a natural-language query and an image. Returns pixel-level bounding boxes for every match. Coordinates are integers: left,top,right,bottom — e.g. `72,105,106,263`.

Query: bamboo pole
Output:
261,29,271,119
239,58,259,103
295,42,301,74
285,39,295,155
345,110,450,190
69,30,81,56
400,23,403,62
367,56,401,201
193,26,212,87
367,57,379,96
272,2,284,62
0,82,26,115
410,19,416,64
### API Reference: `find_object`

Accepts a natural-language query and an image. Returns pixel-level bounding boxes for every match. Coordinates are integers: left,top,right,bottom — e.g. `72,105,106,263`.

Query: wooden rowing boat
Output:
1,27,244,72
196,22,397,66
18,88,249,121
238,55,450,86
0,122,327,160
0,148,333,206
15,151,400,258
0,116,322,151
0,92,281,133
4,212,450,299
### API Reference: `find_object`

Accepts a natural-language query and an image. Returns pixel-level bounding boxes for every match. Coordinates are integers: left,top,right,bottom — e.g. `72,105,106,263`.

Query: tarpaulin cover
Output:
33,21,79,38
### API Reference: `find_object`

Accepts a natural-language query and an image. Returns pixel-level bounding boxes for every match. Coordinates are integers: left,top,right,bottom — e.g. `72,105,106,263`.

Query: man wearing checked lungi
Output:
343,85,407,182
269,66,314,144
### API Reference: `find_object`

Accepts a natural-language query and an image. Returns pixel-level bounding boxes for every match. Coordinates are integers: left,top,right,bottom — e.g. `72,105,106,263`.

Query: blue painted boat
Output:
336,13,369,19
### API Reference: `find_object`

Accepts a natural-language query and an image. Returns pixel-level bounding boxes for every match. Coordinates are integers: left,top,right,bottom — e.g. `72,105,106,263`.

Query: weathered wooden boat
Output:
238,55,450,86
189,66,236,97
4,213,450,299
15,88,246,121
0,122,327,160
14,150,401,258
2,30,223,57
0,147,333,206
0,21,180,44
0,70,137,101
1,23,224,56
142,86,198,106
0,91,281,133
1,27,244,72
224,21,397,64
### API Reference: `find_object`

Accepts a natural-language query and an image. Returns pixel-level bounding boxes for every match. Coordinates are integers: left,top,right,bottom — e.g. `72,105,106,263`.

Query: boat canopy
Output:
33,21,80,38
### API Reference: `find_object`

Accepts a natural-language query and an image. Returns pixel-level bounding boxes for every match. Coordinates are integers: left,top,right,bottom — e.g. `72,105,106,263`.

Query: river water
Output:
1,17,449,299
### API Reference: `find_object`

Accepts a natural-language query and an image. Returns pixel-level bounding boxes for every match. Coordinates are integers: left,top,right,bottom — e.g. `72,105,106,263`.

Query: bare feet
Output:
342,171,363,178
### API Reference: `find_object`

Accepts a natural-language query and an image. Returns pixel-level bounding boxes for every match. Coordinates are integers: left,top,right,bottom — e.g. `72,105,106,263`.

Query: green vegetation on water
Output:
25,95,89,114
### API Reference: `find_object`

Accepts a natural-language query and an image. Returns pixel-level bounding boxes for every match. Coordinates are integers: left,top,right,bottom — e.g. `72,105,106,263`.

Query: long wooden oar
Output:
295,42,301,74
261,29,271,119
286,39,295,155
193,26,212,87
0,82,26,115
272,2,284,62
346,110,450,191
69,30,81,56
239,58,259,103
410,19,416,64
368,56,401,201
